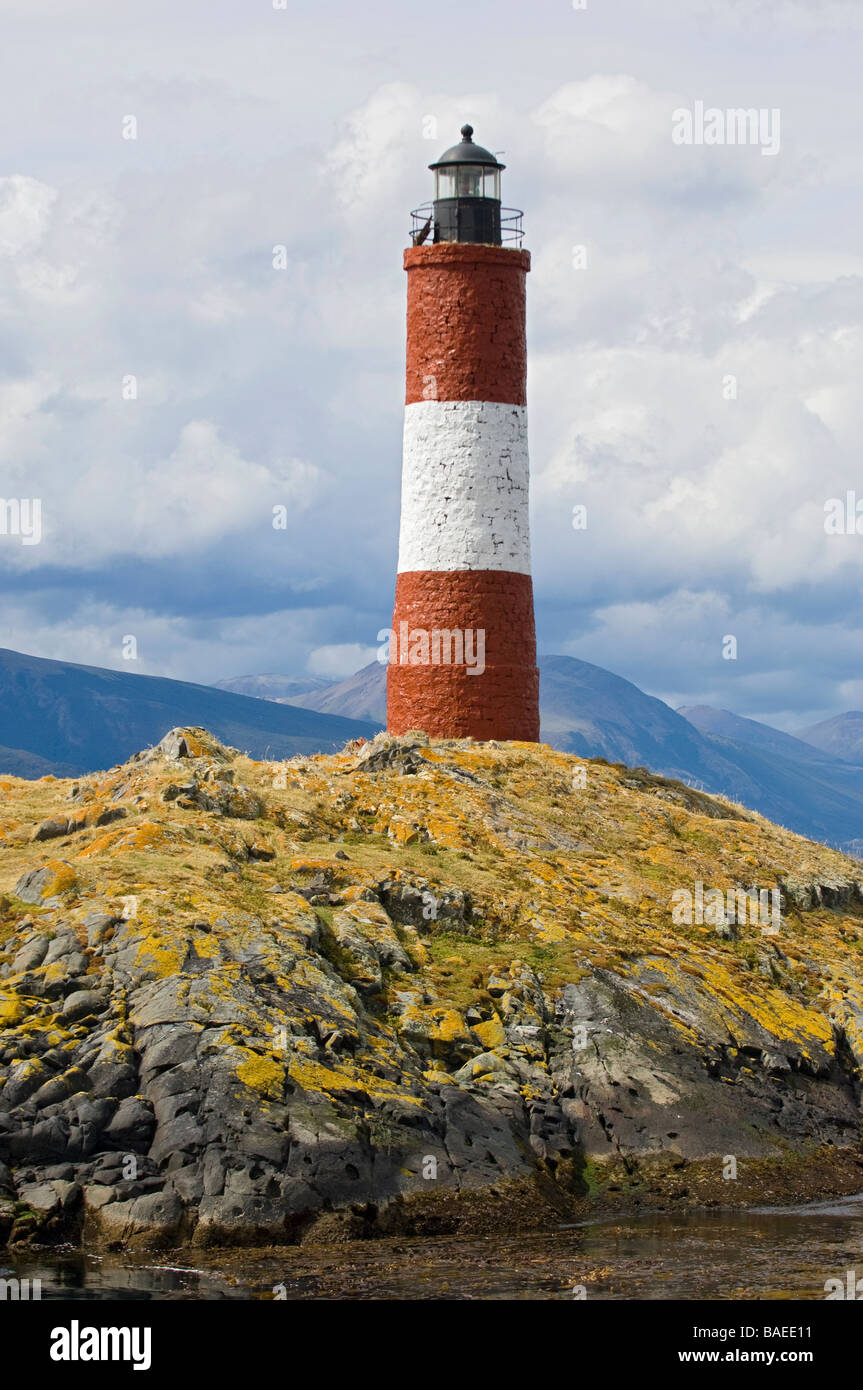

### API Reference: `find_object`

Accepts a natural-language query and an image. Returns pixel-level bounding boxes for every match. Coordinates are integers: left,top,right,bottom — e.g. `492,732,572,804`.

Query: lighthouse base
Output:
386,569,540,742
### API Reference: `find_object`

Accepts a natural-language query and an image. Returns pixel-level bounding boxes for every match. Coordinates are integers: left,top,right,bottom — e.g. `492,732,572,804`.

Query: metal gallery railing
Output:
409,203,524,248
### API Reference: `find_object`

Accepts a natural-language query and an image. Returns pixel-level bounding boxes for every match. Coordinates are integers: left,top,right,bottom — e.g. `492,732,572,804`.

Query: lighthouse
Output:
386,125,540,742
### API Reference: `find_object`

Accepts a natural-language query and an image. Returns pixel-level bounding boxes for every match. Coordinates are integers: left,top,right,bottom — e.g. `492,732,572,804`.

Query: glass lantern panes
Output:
435,164,499,200
482,167,500,199
434,168,458,199
455,164,483,197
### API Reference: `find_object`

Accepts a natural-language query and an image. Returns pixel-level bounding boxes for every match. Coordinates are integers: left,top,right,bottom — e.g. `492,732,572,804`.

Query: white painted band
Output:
397,400,531,574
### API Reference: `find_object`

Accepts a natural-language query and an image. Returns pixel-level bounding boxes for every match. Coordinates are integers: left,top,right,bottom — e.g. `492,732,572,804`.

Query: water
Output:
5,1196,863,1300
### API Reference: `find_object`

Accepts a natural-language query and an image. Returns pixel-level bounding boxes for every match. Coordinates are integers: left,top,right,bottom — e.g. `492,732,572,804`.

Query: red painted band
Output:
387,664,540,742
387,569,539,741
404,243,529,407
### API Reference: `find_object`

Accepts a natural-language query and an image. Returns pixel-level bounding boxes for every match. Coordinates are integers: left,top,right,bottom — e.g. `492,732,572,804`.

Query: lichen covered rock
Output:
1,727,863,1248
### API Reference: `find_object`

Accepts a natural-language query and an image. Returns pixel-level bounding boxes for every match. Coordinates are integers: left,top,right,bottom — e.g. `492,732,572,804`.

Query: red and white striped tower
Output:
387,125,539,742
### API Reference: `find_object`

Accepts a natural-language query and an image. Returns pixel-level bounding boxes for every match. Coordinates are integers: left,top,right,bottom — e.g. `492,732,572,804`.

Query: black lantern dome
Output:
428,124,505,173
410,124,521,247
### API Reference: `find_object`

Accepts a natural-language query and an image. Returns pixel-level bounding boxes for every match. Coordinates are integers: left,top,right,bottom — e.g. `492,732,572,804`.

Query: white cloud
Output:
307,644,380,678
327,82,420,215
0,175,56,257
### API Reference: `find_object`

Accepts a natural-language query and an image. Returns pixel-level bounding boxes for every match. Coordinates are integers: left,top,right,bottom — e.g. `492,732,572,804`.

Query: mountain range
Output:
797,712,863,765
212,673,334,702
0,648,378,778
3,645,863,857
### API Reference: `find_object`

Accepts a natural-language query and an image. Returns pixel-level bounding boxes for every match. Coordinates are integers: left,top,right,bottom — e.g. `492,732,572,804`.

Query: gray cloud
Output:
0,1,861,724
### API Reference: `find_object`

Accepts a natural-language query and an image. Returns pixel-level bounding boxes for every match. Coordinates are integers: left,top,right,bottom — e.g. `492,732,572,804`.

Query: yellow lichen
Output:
236,1052,285,1099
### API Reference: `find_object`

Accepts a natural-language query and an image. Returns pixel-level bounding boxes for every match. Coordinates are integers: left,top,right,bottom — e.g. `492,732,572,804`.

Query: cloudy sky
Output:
1,0,861,730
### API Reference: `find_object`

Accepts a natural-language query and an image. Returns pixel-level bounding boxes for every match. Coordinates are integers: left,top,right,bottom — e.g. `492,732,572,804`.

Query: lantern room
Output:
429,125,503,245
409,124,523,248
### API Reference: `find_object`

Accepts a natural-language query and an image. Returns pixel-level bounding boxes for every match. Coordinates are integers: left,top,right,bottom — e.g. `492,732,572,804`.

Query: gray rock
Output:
13,866,58,905
44,930,82,965
10,937,49,973
159,730,196,760
1,1059,53,1108
31,1069,91,1110
379,877,471,928
83,1183,119,1209
149,1109,205,1165
4,1115,69,1162
62,990,109,1022
355,736,426,773
33,808,126,842
87,1062,139,1101
103,1097,155,1152
17,1179,81,1213
166,1166,204,1202
32,818,69,842
192,1190,310,1246
128,1190,184,1232
137,1027,200,1078
84,912,120,947
39,1165,73,1182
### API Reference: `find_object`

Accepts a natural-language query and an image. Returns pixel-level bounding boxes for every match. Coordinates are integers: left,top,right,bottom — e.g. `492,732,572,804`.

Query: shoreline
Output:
6,1143,863,1253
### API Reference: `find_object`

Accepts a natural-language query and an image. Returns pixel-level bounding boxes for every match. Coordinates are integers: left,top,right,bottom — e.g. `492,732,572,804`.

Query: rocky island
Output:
1,728,862,1252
